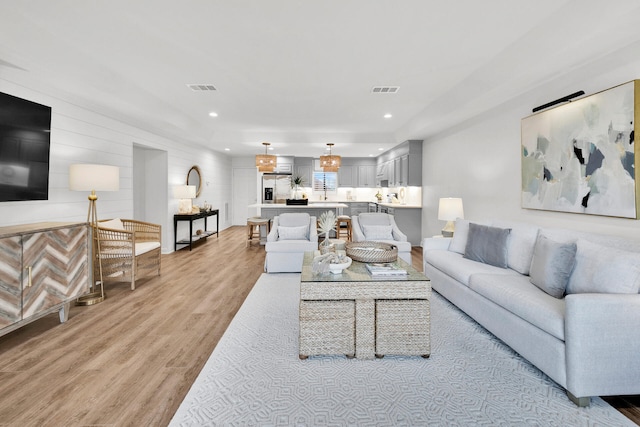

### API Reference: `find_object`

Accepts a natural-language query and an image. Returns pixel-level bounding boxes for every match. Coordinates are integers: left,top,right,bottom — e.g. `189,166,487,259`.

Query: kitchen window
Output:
312,171,337,194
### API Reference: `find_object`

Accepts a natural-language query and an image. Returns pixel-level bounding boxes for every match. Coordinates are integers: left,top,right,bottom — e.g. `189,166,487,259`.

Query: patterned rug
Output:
170,273,633,426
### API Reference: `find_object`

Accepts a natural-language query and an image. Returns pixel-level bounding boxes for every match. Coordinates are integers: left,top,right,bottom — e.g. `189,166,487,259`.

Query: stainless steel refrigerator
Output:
262,173,291,204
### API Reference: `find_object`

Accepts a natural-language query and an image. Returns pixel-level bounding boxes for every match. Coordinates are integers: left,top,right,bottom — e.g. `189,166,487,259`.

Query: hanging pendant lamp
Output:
320,143,341,172
255,142,276,172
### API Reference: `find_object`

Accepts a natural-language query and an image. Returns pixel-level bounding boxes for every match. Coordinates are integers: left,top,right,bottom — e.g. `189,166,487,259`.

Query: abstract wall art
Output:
521,80,639,219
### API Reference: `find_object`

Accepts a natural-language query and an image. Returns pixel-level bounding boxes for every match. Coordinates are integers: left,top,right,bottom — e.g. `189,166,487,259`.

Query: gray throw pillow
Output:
463,223,511,268
529,234,577,298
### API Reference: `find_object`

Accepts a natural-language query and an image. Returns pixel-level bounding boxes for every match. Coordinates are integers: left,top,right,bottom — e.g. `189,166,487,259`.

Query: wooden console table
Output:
174,210,219,251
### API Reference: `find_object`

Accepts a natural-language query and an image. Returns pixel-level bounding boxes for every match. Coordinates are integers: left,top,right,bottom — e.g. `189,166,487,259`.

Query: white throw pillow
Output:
449,218,469,254
362,225,394,240
278,225,308,240
99,218,124,230
566,239,640,294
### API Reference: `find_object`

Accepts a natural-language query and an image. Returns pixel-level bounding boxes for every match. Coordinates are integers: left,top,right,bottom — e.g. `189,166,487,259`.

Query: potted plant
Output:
291,175,305,199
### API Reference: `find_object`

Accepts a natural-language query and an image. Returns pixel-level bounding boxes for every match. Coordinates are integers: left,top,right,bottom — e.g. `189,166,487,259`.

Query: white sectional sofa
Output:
422,219,640,406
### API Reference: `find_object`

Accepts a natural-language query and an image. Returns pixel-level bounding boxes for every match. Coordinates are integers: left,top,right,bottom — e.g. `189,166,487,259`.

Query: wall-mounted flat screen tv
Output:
0,92,51,201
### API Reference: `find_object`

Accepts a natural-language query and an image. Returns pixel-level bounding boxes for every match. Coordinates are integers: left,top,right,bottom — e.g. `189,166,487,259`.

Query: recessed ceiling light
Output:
384,113,392,119
224,148,230,151
378,148,384,151
209,112,218,117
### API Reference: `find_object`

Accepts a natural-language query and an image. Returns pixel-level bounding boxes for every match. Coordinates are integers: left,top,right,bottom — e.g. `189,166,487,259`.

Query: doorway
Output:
133,143,169,252
232,167,258,225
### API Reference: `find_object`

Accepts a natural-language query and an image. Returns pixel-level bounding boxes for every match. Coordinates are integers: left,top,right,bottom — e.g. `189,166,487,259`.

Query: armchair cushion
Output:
278,225,308,240
99,218,125,230
362,224,393,240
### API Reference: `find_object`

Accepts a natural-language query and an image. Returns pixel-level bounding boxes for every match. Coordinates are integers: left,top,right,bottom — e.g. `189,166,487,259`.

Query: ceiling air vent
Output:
371,86,400,94
187,84,217,91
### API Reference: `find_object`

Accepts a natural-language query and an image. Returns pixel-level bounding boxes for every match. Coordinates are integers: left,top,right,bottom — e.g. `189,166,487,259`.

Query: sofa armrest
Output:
565,293,640,397
422,237,451,252
389,215,408,242
351,216,366,242
267,216,279,242
308,216,318,242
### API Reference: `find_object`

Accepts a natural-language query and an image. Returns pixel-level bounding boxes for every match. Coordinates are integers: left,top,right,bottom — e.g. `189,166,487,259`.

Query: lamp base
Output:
76,291,105,306
441,221,455,238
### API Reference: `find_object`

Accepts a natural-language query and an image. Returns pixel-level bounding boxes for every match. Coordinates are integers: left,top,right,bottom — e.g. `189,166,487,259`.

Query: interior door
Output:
232,167,258,225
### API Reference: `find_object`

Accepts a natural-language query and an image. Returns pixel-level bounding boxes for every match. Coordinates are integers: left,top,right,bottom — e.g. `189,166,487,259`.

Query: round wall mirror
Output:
187,165,202,197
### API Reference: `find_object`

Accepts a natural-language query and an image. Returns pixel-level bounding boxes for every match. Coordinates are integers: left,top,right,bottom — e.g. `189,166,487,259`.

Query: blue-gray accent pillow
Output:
463,223,511,268
529,234,577,298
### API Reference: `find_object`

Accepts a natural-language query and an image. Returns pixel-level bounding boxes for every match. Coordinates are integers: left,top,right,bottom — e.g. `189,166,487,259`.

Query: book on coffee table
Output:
365,263,407,276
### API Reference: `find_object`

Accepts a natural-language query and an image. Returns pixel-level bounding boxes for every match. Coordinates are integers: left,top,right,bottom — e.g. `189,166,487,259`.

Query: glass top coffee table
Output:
299,251,431,360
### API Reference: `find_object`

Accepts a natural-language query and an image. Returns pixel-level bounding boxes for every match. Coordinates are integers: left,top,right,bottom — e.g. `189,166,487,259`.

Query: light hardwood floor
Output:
0,226,637,426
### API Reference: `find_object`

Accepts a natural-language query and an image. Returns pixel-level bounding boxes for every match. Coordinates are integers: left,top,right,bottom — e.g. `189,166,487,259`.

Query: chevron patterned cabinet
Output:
0,222,89,337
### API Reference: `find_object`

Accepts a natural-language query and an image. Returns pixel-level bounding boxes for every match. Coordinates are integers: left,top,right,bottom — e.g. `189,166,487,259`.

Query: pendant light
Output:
255,142,276,172
320,143,341,172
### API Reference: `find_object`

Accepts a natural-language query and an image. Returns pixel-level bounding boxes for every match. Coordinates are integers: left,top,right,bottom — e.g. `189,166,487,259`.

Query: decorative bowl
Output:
328,256,352,274
346,242,398,263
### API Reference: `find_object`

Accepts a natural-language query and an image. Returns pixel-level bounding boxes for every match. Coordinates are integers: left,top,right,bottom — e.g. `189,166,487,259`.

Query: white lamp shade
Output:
438,197,464,221
69,164,120,192
173,185,196,199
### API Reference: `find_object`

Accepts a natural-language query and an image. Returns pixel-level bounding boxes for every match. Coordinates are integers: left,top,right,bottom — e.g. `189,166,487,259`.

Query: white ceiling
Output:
2,0,640,158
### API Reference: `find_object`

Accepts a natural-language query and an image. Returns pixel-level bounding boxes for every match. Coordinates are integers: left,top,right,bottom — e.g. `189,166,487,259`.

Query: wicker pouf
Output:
346,241,398,263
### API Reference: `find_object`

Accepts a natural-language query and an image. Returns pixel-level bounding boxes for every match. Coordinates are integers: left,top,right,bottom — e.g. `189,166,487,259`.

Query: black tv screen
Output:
0,92,51,201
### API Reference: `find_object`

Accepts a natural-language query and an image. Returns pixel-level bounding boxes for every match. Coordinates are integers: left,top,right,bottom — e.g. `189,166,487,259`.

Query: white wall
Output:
0,79,232,253
421,43,640,240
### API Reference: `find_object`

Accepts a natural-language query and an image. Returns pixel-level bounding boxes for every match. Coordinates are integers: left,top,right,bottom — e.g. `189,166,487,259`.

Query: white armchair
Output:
265,213,318,273
351,212,412,265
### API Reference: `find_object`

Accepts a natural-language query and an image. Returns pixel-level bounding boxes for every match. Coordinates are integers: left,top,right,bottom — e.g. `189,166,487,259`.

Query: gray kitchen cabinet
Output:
357,165,375,187
338,165,356,187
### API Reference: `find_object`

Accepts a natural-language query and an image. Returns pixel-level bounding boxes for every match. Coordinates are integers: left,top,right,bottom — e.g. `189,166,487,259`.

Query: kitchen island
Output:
250,203,349,221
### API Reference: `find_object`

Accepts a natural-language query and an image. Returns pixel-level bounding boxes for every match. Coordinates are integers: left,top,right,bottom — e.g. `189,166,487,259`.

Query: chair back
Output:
356,212,392,228
278,213,311,227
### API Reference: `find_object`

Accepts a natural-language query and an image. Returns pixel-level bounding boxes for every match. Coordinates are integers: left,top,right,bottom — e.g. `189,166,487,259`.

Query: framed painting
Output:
521,80,639,219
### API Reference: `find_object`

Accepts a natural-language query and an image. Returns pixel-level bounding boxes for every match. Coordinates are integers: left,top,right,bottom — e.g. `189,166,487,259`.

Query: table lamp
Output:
69,163,120,305
438,197,464,237
174,185,196,214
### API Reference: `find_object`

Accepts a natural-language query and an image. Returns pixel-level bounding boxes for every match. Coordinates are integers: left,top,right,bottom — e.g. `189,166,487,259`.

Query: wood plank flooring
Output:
0,226,637,426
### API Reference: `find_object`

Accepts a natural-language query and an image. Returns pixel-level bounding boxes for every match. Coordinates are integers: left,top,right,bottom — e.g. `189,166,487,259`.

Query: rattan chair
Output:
94,218,161,290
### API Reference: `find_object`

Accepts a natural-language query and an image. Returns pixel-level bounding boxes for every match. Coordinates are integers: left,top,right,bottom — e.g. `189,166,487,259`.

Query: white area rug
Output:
170,273,634,426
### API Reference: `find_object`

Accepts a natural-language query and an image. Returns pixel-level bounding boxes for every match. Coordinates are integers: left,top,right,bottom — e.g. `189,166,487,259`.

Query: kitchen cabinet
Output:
0,222,89,337
293,157,313,186
338,165,356,187
376,140,422,187
357,165,375,187
349,202,369,217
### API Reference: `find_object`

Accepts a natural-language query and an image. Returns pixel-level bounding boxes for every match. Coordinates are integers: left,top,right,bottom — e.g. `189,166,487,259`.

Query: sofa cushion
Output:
135,241,161,256
426,249,519,286
362,224,393,240
567,239,640,294
492,220,540,275
463,223,511,268
449,218,469,254
99,218,125,230
278,225,308,240
265,240,318,253
469,273,566,341
529,234,577,298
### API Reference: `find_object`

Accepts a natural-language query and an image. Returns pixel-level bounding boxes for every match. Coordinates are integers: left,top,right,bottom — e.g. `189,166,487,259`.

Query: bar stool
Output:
336,215,352,241
246,217,270,247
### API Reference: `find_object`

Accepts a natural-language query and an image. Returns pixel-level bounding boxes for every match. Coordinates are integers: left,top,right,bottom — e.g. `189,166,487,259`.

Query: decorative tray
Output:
345,242,398,263
286,199,309,205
